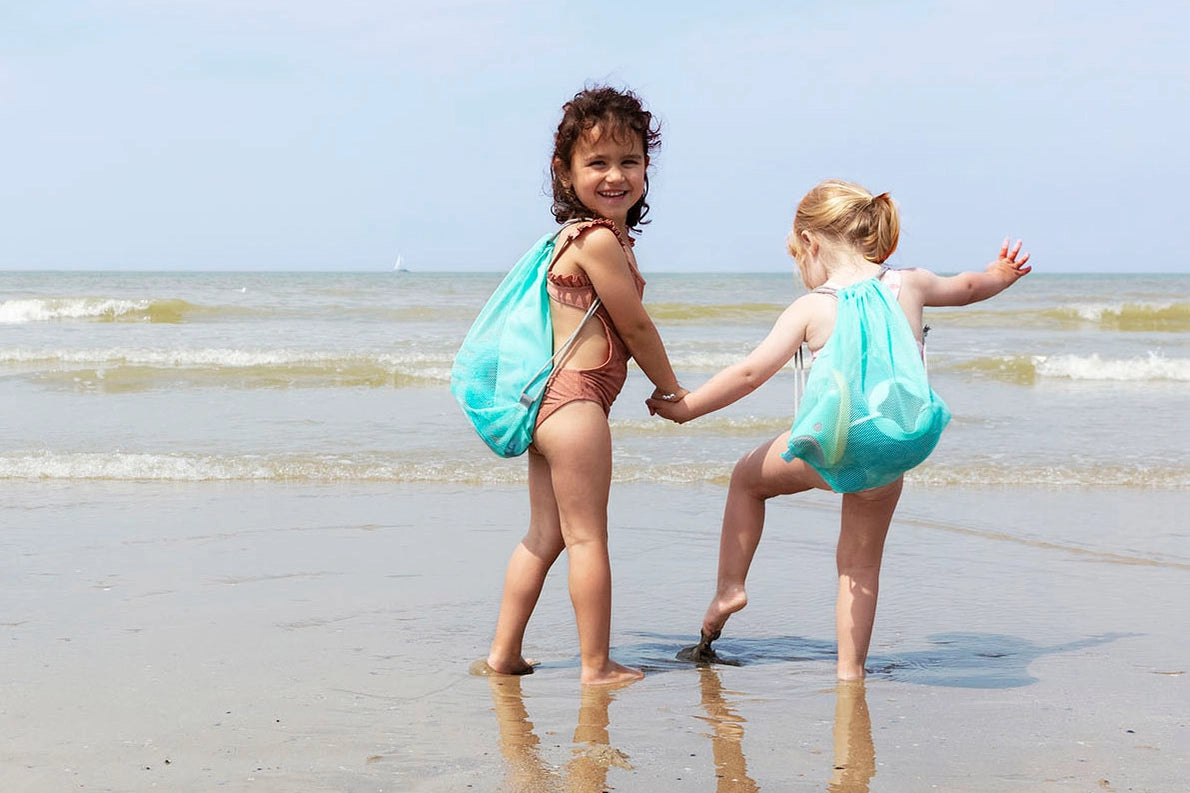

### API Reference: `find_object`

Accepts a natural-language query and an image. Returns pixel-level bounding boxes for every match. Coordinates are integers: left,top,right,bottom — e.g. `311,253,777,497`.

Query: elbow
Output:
738,365,767,394
959,278,988,305
619,318,660,349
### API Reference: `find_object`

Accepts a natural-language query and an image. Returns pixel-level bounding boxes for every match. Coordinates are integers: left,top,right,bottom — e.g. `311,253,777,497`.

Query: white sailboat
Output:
393,254,406,272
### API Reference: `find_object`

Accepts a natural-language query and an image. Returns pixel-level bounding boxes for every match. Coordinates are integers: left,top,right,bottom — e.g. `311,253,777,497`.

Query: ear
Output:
553,157,571,188
799,230,817,256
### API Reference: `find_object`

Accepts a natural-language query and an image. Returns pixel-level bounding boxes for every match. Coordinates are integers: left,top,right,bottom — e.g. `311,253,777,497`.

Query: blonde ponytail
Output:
788,180,900,264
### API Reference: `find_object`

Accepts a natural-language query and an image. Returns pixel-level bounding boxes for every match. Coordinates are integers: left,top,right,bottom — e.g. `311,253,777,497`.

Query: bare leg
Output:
835,477,902,680
702,433,829,638
487,448,566,674
535,402,642,686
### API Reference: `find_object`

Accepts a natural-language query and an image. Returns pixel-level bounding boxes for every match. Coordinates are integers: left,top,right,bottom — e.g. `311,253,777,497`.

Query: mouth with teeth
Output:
599,190,629,199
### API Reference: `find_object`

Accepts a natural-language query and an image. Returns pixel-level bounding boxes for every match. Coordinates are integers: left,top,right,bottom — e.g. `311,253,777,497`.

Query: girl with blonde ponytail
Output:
649,179,1032,680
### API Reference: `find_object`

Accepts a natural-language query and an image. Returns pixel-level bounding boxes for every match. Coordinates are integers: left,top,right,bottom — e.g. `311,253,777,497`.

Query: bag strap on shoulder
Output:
548,218,618,267
516,221,605,407
810,266,891,298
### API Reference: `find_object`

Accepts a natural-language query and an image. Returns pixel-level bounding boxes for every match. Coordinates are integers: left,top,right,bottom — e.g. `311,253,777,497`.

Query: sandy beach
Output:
3,479,1185,792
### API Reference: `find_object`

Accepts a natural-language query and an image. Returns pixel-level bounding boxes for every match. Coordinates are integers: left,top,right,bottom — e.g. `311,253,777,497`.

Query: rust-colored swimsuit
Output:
534,219,645,430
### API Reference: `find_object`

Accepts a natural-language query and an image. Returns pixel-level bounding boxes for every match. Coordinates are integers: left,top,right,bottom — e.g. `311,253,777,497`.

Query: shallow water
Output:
6,481,1185,791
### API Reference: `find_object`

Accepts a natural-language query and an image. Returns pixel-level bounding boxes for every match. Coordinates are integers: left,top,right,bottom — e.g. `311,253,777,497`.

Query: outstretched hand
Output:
988,238,1032,282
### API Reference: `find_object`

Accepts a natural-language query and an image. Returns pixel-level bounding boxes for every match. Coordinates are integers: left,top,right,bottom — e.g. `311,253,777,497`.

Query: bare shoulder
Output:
560,224,631,277
893,266,932,286
894,266,941,300
794,290,838,315
568,224,624,258
787,290,835,327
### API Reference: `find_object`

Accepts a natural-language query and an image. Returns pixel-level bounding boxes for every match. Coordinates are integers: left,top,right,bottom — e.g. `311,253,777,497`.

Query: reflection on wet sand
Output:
485,674,631,793
486,674,559,793
484,668,877,792
695,665,759,792
694,667,877,793
827,681,876,793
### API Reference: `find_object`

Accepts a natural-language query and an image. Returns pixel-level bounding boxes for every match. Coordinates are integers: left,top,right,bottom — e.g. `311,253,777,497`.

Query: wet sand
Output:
2,480,1186,791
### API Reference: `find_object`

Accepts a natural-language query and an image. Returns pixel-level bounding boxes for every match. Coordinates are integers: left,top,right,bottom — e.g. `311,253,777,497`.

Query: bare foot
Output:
677,629,726,664
702,585,748,637
581,661,644,686
476,655,538,676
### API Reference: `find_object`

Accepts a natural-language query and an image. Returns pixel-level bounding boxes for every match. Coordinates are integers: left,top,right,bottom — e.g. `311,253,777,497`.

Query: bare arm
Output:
648,298,813,423
575,228,685,398
916,238,1032,307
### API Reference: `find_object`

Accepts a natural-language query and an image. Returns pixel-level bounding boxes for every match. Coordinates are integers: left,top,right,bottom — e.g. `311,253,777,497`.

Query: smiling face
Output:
559,125,647,229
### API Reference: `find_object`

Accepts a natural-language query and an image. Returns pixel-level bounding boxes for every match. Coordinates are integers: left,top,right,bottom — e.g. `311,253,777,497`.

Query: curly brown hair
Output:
549,85,661,232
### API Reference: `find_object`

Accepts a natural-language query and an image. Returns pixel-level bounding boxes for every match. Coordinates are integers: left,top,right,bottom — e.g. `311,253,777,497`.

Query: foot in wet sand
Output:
472,656,538,676
677,628,723,664
581,661,644,686
702,586,748,638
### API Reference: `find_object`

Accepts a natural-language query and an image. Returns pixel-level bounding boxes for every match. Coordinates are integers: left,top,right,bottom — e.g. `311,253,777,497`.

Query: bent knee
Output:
729,456,769,498
730,450,822,500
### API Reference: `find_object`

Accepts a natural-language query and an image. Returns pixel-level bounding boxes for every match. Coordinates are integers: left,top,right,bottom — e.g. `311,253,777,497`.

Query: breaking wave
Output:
950,353,1190,384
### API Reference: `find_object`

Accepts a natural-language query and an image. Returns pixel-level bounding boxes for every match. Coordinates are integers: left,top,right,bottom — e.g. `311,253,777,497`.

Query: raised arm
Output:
648,297,814,424
915,238,1032,307
574,228,685,399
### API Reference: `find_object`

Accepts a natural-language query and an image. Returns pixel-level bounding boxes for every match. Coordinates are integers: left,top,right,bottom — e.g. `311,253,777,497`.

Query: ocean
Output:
3,268,1188,791
1,270,1186,491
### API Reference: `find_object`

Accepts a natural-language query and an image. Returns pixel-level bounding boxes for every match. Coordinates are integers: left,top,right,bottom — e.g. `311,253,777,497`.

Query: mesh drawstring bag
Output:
450,224,598,457
782,276,951,492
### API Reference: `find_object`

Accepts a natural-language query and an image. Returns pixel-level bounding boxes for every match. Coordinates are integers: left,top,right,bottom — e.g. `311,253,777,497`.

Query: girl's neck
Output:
587,213,632,240
818,249,882,288
601,215,630,237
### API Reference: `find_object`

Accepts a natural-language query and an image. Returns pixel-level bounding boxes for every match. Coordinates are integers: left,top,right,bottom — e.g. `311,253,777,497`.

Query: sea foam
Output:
0,297,194,323
953,352,1190,383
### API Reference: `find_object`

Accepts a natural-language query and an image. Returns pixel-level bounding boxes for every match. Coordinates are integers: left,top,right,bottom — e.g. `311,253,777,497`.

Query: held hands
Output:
646,386,693,423
988,238,1032,284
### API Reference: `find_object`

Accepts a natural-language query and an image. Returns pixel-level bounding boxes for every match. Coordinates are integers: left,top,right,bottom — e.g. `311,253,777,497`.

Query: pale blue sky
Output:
2,1,1186,272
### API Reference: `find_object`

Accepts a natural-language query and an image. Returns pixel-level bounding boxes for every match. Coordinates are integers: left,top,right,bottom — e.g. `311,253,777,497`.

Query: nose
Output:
604,165,625,184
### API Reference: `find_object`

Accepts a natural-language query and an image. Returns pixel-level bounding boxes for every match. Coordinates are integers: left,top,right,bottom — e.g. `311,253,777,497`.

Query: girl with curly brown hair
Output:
482,86,686,685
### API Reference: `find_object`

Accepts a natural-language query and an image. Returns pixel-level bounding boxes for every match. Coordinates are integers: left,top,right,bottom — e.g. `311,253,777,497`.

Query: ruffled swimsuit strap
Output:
534,220,643,433
546,218,642,309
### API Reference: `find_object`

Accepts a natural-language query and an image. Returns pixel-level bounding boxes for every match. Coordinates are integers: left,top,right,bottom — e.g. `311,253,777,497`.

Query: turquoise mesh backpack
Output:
451,224,599,457
782,274,951,492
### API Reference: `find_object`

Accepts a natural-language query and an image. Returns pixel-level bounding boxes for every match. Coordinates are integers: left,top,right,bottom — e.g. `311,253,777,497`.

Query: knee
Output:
729,456,766,499
560,524,609,553
522,531,564,560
